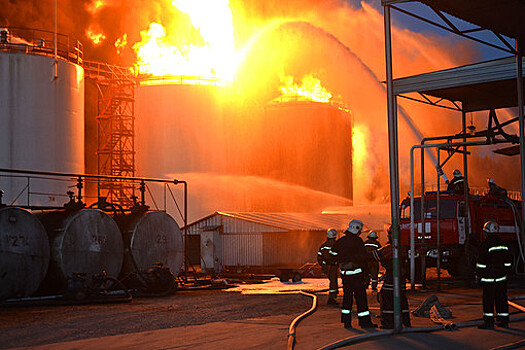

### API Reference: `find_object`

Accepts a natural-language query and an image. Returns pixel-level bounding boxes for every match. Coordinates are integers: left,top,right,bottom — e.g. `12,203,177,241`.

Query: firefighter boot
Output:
478,317,494,330
327,298,339,305
344,320,353,329
359,316,378,329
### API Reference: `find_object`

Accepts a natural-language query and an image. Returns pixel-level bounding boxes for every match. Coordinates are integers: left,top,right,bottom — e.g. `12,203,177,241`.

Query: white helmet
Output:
367,231,378,239
347,219,363,235
327,228,338,239
483,220,499,234
453,169,462,177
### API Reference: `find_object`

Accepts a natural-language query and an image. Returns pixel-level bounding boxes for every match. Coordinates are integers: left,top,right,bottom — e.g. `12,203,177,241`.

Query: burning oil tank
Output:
0,207,50,300
0,28,84,207
115,210,184,280
252,98,353,199
37,209,123,293
135,78,225,178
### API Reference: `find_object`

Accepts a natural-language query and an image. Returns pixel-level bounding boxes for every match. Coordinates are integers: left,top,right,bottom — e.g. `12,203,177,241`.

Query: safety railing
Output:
0,26,83,64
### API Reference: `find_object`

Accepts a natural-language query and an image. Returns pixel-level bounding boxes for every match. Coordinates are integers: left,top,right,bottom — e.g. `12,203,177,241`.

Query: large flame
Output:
86,25,106,45
86,0,106,15
133,0,237,84
279,74,333,103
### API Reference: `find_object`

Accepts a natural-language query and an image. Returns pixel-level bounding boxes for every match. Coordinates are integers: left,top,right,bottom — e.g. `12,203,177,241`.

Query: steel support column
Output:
517,42,525,257
384,4,402,332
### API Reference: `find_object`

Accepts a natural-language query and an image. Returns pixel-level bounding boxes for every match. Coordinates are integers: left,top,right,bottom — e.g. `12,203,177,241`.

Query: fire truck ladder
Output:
84,61,136,208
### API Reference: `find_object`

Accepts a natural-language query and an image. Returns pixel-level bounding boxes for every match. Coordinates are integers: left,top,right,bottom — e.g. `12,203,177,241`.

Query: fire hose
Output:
286,289,525,350
287,290,318,350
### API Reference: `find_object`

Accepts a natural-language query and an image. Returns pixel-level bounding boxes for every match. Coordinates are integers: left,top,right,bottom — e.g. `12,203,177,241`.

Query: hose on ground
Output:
287,290,318,350
317,315,525,350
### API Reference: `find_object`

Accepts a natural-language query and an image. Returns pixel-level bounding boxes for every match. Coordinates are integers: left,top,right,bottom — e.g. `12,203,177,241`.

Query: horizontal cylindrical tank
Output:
0,207,50,300
117,211,184,277
38,209,123,293
0,51,84,207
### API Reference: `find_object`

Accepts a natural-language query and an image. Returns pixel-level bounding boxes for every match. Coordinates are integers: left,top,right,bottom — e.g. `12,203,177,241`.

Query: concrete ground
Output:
11,279,525,350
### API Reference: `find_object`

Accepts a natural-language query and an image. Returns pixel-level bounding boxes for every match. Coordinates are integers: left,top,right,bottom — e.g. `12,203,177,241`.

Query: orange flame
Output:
86,0,105,15
133,0,237,83
86,25,106,45
114,34,127,55
279,74,333,103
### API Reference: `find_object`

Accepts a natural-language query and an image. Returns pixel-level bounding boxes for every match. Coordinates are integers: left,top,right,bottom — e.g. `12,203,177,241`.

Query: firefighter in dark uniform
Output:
476,220,513,329
487,178,508,198
371,226,411,329
317,228,339,305
364,231,381,291
330,219,377,329
447,169,466,193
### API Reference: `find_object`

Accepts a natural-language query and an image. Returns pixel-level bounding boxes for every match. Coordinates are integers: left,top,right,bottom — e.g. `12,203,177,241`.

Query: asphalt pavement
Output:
13,279,525,350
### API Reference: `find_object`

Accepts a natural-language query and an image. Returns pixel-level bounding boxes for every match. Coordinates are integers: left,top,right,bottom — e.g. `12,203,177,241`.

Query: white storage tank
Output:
0,29,84,207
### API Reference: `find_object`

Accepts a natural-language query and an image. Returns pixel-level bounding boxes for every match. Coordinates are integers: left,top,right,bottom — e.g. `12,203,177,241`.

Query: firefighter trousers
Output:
379,282,411,328
340,273,372,325
482,281,509,324
326,265,339,300
367,261,379,290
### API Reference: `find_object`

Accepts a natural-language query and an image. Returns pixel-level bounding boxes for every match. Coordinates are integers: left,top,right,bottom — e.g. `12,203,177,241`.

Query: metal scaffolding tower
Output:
85,61,136,207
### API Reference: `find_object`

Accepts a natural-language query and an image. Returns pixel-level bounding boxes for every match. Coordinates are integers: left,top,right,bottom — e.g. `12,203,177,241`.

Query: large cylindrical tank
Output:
253,99,353,199
135,81,224,177
0,207,50,300
0,45,84,207
38,209,123,293
116,211,184,277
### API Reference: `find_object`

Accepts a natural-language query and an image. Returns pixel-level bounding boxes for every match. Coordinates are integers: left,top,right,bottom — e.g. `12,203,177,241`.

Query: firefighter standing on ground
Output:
330,219,377,328
371,226,411,329
317,228,339,305
364,231,381,291
476,220,513,329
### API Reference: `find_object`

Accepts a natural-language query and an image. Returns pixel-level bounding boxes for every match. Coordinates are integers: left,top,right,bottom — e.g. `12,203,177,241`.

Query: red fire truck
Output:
399,191,523,278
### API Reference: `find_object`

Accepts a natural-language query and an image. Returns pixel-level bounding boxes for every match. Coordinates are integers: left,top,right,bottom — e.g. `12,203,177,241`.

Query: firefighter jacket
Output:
447,176,466,193
317,238,337,266
330,233,369,274
371,244,408,281
476,234,513,283
364,238,382,254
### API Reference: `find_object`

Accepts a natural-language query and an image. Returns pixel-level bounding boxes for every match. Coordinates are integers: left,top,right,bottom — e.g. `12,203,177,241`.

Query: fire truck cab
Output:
399,191,522,278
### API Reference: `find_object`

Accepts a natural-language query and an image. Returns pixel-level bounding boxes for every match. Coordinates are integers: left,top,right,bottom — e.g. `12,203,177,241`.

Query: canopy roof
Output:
393,57,525,112
416,0,525,40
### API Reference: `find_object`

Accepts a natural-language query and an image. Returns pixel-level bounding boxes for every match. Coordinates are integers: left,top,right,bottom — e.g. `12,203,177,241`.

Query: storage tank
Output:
116,210,184,278
0,28,84,207
0,206,50,300
37,209,123,293
253,98,353,199
135,80,224,177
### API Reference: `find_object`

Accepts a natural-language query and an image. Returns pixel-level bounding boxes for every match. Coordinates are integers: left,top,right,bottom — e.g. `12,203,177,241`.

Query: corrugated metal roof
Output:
393,57,525,112
217,212,353,231
186,211,354,232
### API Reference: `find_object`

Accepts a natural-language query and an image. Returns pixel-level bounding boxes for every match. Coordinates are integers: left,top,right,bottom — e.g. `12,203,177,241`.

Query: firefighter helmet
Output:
327,228,338,239
453,169,462,177
488,177,496,185
347,219,363,235
367,231,378,239
483,220,499,234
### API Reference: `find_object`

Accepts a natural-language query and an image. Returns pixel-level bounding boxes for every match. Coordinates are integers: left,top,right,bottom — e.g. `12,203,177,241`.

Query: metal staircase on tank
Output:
84,61,136,208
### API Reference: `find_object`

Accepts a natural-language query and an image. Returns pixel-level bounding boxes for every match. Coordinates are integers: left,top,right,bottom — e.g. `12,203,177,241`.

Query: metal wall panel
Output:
221,233,263,266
